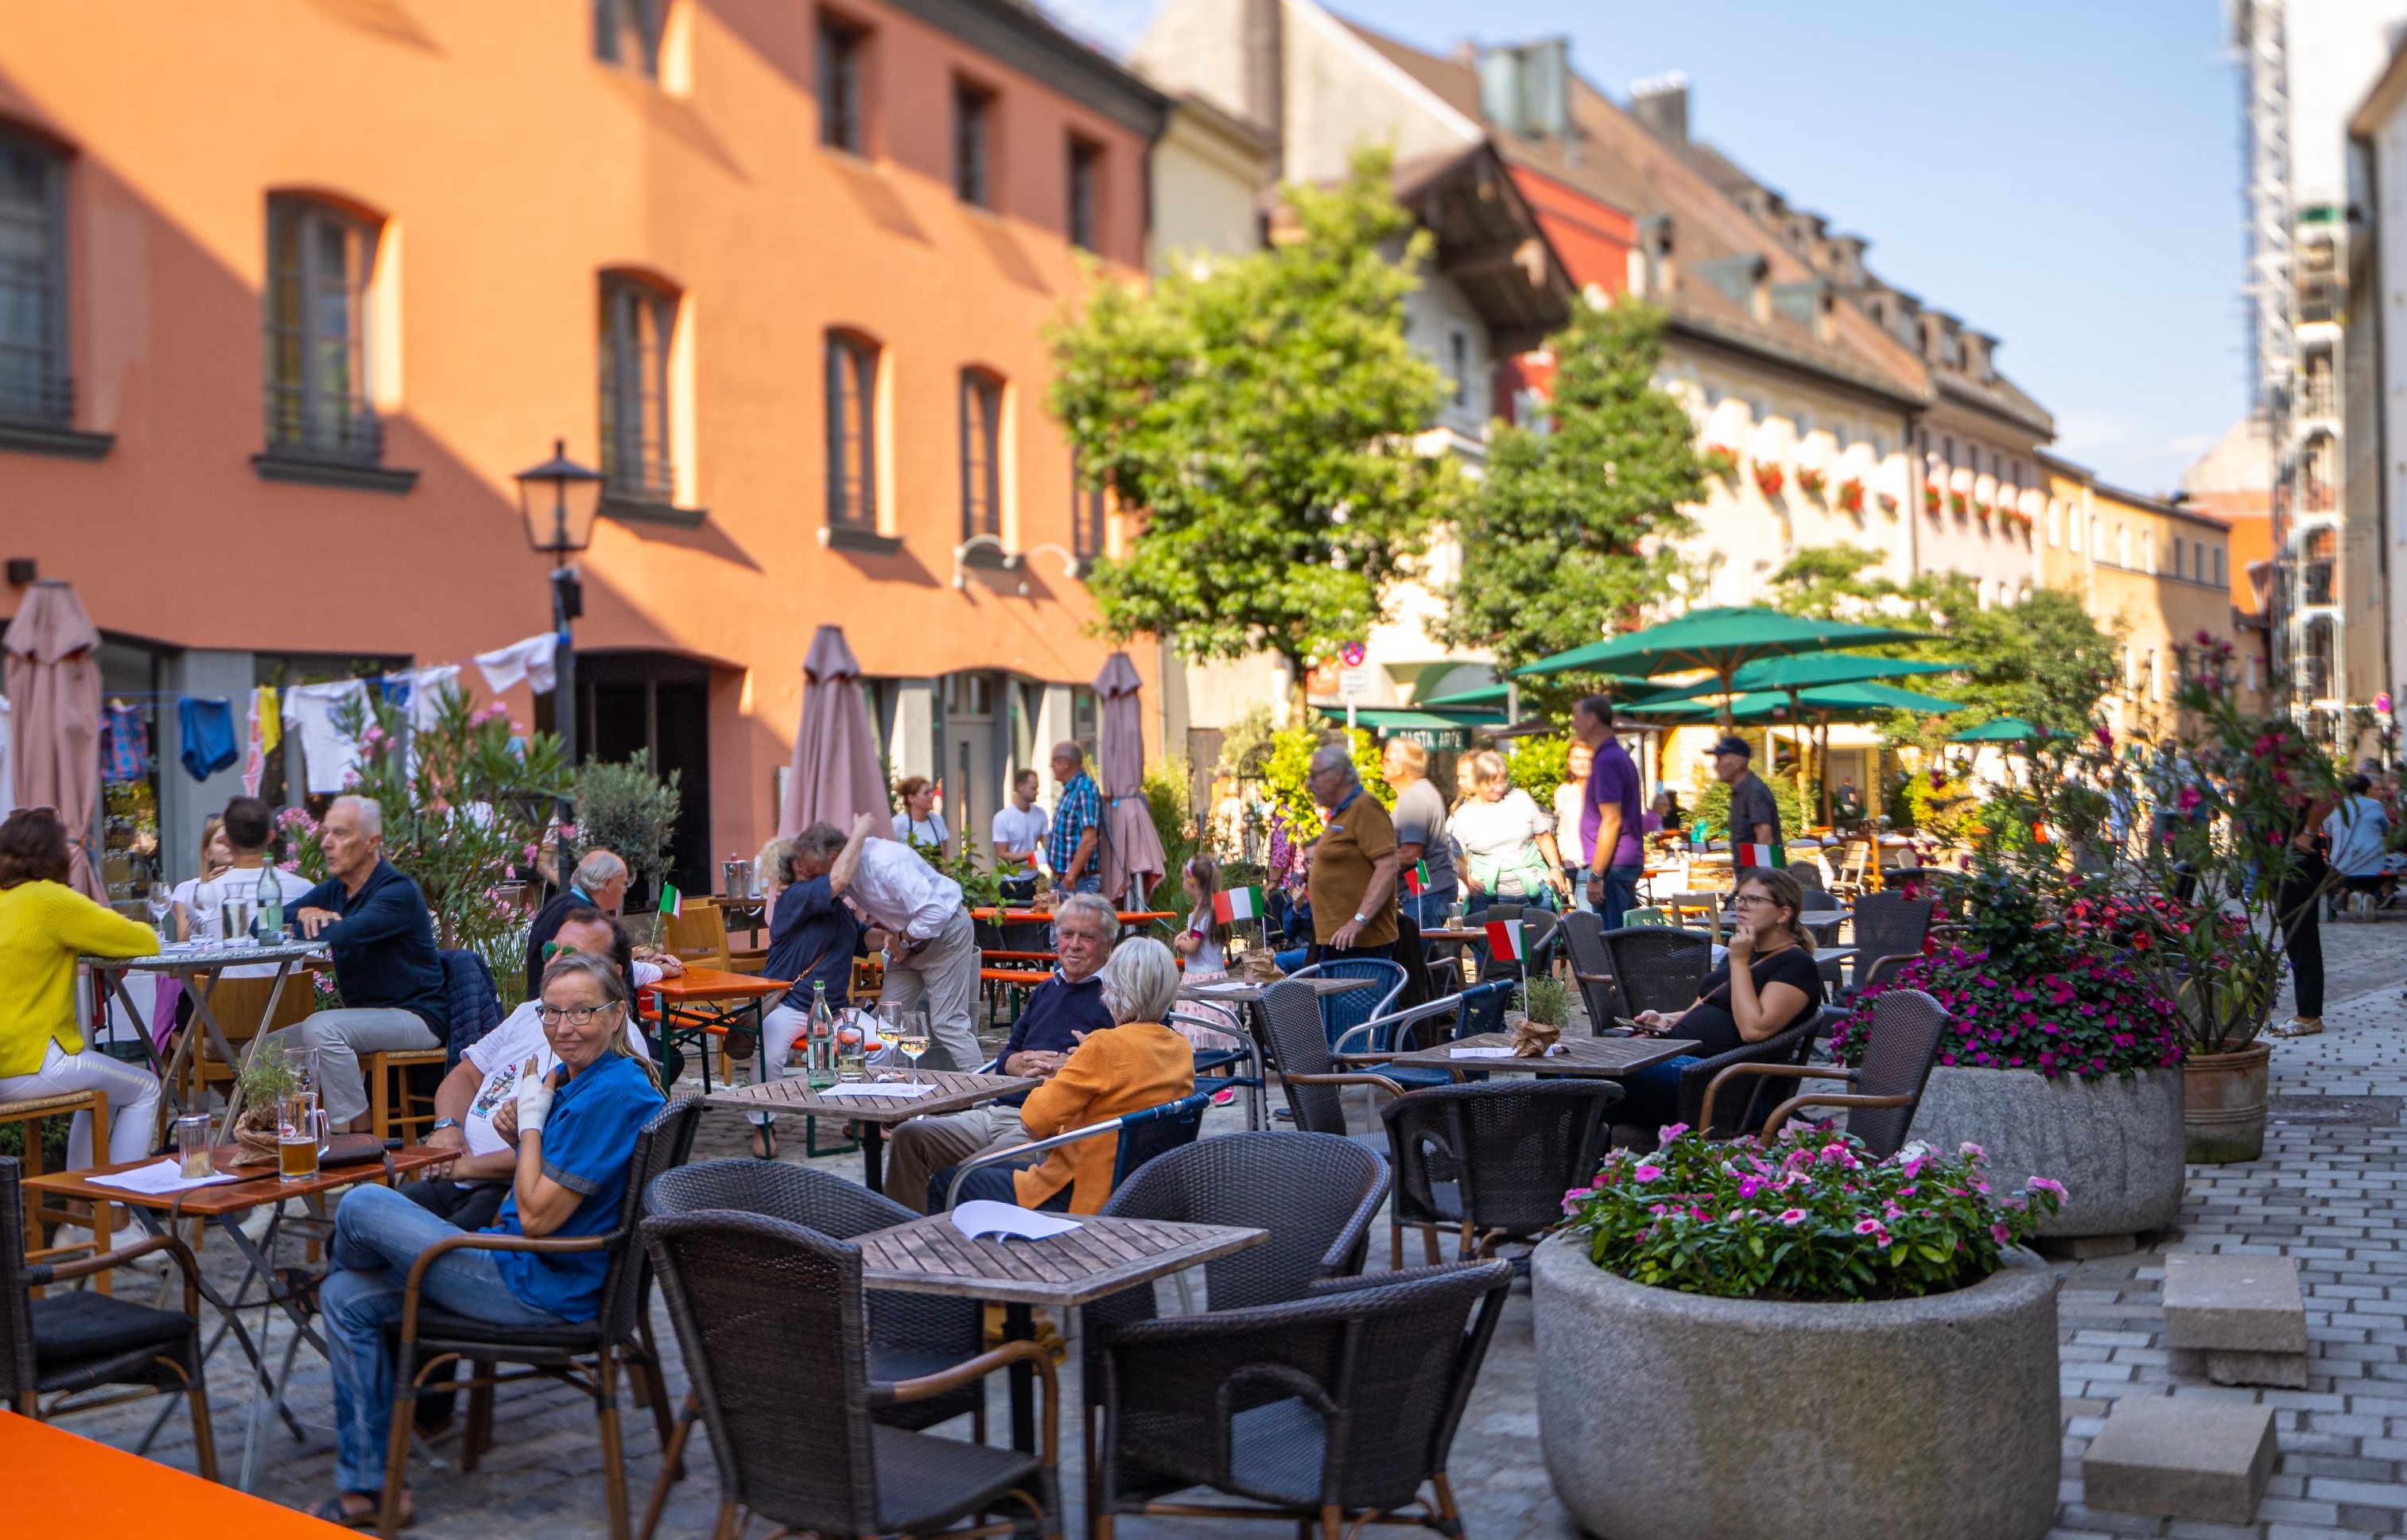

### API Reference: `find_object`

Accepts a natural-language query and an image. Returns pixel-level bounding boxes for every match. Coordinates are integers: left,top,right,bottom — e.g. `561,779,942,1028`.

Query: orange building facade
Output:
0,0,1164,894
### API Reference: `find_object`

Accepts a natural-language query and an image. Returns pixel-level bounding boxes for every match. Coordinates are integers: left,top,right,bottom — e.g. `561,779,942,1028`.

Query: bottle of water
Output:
806,982,837,1088
258,846,285,943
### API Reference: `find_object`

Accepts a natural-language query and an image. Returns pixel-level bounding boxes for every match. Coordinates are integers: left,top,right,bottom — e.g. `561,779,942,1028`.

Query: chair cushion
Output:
31,1290,192,1372
872,1424,1043,1533
1225,1396,1330,1506
401,1305,604,1356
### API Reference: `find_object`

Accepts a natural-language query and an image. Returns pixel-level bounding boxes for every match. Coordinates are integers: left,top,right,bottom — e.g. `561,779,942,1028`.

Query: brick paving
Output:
42,915,2407,1538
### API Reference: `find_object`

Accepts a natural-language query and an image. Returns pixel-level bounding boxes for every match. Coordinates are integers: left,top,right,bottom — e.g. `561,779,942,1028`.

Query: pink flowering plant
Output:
1563,1126,2063,1301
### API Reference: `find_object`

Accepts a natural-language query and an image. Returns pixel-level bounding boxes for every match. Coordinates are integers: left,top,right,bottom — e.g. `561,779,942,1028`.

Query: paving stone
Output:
2083,1396,2278,1523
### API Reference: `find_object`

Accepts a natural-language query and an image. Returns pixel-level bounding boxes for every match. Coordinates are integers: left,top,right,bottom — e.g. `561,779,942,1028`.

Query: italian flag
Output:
1485,917,1524,963
660,882,683,919
1402,860,1431,897
1211,885,1264,925
1734,843,1785,869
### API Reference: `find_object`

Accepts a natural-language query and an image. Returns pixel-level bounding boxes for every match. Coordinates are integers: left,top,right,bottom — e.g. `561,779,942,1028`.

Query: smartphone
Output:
1613,1016,1651,1035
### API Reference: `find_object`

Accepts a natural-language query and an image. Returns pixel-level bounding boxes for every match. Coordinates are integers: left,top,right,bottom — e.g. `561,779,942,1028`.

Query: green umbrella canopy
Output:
1419,676,1668,711
1949,716,2048,744
1511,607,1931,727
1639,652,1966,705
1625,681,1965,727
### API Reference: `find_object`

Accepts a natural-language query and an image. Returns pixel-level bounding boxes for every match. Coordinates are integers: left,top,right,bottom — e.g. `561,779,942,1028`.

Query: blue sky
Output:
1041,0,2247,494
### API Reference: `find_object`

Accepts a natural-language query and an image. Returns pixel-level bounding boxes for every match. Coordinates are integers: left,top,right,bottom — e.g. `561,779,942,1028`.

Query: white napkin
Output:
950,1199,1081,1241
1449,1046,1517,1059
86,1158,243,1195
816,1081,937,1100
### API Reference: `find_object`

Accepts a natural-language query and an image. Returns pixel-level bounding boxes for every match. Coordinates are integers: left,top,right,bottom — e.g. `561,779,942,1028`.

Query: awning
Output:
1316,705,1504,749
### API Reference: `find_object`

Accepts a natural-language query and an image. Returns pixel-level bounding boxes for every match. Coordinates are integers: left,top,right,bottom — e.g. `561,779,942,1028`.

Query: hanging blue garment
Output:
177,696,238,782
100,704,148,783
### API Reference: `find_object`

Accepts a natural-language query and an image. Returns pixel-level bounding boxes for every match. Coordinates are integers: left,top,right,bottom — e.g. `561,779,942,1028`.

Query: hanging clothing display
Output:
474,634,559,696
380,664,463,731
281,680,367,794
176,696,238,782
100,702,149,783
242,686,281,797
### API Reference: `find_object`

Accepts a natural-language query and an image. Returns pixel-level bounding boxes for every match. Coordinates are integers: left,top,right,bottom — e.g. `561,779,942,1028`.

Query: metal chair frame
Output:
941,1089,1216,1211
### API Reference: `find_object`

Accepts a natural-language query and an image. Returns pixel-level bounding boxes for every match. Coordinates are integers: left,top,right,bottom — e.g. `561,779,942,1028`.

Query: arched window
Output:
826,330,879,531
598,272,677,504
959,367,1003,540
2301,616,2336,700
263,194,380,463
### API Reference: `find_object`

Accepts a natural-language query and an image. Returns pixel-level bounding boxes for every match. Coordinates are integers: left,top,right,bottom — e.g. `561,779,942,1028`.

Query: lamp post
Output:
514,439,604,894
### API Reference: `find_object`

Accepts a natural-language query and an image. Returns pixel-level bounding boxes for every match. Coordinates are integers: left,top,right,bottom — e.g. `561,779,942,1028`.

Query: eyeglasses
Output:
1731,893,1781,908
537,1003,619,1026
542,941,581,960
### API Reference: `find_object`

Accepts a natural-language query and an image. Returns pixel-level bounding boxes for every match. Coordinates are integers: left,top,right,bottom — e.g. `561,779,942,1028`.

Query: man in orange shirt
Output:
1306,743,1401,962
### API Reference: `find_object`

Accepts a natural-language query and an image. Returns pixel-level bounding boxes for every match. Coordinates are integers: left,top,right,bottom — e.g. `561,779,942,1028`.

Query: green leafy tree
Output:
1050,149,1458,708
573,757,681,903
1442,297,1700,711
1259,725,1389,842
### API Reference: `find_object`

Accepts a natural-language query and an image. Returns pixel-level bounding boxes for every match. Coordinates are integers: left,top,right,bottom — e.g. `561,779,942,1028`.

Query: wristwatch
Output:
430,1118,462,1133
1352,911,1370,926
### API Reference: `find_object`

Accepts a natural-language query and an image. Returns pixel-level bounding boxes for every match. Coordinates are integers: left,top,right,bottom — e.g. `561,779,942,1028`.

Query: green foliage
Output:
1214,702,1279,782
1896,765,1980,844
573,757,681,902
1143,756,1199,917
1508,735,1573,800
1520,975,1570,1029
1050,149,1462,696
1258,725,1389,843
1443,298,1700,710
1687,767,1807,842
1762,544,1896,622
1567,1127,2061,1301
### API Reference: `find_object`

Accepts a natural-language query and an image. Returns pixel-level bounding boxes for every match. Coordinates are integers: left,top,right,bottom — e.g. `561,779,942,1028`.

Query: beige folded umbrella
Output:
778,625,891,840
1093,651,1167,908
4,580,106,898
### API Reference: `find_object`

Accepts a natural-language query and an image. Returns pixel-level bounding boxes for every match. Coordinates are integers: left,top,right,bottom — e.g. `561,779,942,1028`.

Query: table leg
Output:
122,1205,305,1448
1004,1301,1035,1455
858,1123,885,1195
187,972,260,1132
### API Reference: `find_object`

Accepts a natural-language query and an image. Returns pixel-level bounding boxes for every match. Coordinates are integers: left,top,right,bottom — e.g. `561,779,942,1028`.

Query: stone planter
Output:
1532,1234,2060,1540
2184,1043,2270,1164
1908,1066,2184,1245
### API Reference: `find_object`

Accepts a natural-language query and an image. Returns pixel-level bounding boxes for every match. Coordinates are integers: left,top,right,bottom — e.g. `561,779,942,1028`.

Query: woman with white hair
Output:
928,936,1194,1214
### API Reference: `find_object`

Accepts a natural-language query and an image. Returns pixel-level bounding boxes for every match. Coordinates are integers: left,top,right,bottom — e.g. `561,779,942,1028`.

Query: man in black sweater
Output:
522,848,630,1000
262,794,447,1132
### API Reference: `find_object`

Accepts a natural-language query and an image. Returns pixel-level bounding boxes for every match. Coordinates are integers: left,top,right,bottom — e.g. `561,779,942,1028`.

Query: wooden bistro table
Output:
1380,1031,1702,1084
701,1069,1037,1197
857,1210,1266,1453
80,939,329,1134
25,1143,451,1491
643,967,791,1092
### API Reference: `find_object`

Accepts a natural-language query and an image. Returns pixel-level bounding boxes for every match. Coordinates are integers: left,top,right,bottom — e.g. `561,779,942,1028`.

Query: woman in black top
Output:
1619,867,1825,1138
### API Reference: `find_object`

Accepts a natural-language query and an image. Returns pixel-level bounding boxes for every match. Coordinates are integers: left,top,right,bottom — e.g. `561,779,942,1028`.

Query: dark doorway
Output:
568,650,712,903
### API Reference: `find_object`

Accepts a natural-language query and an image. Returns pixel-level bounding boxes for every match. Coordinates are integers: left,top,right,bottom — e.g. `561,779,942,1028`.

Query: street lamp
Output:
514,440,604,894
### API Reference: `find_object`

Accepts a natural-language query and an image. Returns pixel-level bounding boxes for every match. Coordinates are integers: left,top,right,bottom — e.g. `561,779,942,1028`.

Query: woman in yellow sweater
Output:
936,936,1195,1214
0,809,165,1166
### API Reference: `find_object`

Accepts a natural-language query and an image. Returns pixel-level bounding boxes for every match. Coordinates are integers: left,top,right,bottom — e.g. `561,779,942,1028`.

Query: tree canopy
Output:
1048,149,1459,701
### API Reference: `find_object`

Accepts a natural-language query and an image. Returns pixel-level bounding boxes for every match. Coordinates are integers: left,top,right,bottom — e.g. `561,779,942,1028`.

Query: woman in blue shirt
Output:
313,952,666,1528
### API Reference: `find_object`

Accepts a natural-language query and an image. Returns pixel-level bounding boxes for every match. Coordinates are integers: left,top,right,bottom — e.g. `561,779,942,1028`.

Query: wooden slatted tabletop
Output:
1380,1031,1702,1079
1177,976,1372,1005
856,1212,1266,1307
701,1069,1035,1124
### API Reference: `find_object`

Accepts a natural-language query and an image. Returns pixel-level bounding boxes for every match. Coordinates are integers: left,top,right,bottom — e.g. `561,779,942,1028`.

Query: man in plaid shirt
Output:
1047,741,1103,894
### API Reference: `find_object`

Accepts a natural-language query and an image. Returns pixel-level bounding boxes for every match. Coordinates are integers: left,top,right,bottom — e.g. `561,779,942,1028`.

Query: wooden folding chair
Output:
2,1092,114,1297
660,899,734,972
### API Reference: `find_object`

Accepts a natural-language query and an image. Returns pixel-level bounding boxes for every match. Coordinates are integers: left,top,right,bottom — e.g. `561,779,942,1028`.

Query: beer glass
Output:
278,1091,325,1181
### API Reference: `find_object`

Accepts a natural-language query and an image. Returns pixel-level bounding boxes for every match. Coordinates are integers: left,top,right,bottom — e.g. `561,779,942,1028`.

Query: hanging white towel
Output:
382,665,464,731
281,680,367,794
476,634,559,696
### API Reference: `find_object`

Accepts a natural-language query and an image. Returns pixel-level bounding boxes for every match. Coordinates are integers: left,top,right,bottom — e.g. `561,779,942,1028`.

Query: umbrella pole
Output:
1788,689,1807,820
1818,713,1833,828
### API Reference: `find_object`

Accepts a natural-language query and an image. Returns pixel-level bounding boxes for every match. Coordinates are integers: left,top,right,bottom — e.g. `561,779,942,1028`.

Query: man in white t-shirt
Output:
188,797,316,979
990,768,1050,902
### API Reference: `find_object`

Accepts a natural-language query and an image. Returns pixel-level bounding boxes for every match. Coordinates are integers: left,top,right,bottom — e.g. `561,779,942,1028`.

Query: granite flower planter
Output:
1906,1065,2184,1244
1532,1234,2060,1540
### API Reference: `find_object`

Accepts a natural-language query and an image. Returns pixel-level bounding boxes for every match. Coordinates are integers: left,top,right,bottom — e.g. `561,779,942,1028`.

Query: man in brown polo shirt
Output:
1305,743,1401,959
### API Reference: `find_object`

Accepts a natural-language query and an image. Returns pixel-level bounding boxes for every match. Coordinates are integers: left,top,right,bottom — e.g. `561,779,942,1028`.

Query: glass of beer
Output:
278,1091,324,1181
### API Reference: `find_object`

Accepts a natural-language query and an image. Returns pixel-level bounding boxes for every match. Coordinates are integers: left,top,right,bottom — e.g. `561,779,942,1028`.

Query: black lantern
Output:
514,439,604,564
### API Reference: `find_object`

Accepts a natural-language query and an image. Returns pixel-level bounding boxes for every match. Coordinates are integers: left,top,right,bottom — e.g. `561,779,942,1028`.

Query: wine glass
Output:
875,1002,904,1077
146,882,174,943
896,1006,932,1085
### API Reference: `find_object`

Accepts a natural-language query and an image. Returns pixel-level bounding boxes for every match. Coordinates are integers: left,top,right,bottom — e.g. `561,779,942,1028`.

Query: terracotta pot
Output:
2184,1043,2271,1164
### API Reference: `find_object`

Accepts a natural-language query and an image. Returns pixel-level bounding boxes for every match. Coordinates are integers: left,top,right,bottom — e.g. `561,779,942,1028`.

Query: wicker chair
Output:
1465,903,1559,981
1260,979,1404,1140
1092,1259,1513,1540
1600,926,1713,1018
1558,912,1625,1035
1854,952,1920,998
1847,892,1935,991
1699,988,1952,1158
1657,1016,1822,1141
377,1097,701,1540
0,1158,216,1477
1284,959,1405,1051
642,1211,1059,1540
1330,981,1517,1092
1381,1080,1620,1267
939,1089,1215,1212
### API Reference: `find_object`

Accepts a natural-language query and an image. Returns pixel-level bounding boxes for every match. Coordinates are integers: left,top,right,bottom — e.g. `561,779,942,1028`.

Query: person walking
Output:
826,813,984,1071
1450,749,1566,910
1048,741,1104,894
1574,695,1646,925
1712,734,1782,851
1306,743,1401,960
1554,739,1594,914
1383,737,1458,928
2271,791,2335,1037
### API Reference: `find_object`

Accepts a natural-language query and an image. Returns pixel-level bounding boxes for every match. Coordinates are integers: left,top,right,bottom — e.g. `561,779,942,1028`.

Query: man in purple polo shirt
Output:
1572,694,1645,925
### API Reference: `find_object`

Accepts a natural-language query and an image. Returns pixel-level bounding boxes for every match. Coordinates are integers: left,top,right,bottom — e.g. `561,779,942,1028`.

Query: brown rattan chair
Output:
635,1159,988,1539
377,1096,701,1539
1260,979,1404,1140
1698,987,1952,1158
1093,1259,1513,1540
642,1209,1060,1540
1599,925,1712,1019
1846,892,1935,991
0,1157,216,1478
1382,1079,1619,1266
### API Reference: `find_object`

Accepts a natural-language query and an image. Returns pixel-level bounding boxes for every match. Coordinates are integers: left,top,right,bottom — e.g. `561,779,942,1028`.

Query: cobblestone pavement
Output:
45,915,2407,1538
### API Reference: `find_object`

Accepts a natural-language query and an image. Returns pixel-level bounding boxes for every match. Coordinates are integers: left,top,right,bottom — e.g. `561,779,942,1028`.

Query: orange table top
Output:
645,967,791,1002
0,1414,344,1534
24,1146,450,1216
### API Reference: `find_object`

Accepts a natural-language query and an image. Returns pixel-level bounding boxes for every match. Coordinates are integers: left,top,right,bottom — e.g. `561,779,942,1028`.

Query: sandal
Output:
2273,1018,2324,1038
313,1494,413,1530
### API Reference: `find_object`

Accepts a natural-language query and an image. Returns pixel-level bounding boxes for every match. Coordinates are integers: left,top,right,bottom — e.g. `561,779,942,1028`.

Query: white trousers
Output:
0,1038,164,1167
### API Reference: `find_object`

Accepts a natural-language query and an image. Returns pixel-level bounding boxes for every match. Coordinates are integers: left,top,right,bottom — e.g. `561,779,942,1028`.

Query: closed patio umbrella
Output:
3,580,105,898
1093,651,1167,909
778,625,890,841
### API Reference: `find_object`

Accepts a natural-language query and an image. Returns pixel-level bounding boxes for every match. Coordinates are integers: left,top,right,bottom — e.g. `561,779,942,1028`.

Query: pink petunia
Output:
1778,1208,1807,1225
1632,1164,1663,1183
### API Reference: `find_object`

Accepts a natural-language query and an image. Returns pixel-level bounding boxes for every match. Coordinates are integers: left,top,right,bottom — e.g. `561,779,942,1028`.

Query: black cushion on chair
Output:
32,1290,192,1371
871,1425,1042,1534
402,1305,604,1360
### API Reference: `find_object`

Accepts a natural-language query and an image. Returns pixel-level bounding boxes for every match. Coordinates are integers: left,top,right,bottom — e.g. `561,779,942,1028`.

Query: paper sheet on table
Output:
1449,1045,1518,1059
950,1199,1082,1241
1183,981,1253,995
815,1080,937,1099
86,1158,243,1195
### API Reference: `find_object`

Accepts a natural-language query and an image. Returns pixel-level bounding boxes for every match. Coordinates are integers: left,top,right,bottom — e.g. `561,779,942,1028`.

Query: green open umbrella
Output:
1638,652,1965,705
1511,607,1931,728
1627,682,1962,821
1949,716,2046,744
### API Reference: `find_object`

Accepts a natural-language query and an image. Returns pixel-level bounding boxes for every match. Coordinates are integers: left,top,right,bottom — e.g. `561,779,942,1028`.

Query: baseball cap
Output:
1708,735,1753,759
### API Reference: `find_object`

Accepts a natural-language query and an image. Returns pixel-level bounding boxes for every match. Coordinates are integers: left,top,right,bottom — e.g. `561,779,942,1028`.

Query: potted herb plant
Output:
1535,1127,2063,1540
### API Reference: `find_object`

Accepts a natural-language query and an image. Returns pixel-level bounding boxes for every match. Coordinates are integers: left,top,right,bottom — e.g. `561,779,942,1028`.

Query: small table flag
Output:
1211,885,1264,925
1484,917,1524,963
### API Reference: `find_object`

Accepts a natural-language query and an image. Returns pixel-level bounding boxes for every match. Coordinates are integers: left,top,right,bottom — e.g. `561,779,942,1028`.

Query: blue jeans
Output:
1405,890,1456,931
320,1185,569,1493
1062,875,1103,895
1272,945,1312,974
1618,1055,1702,1138
1600,865,1644,928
